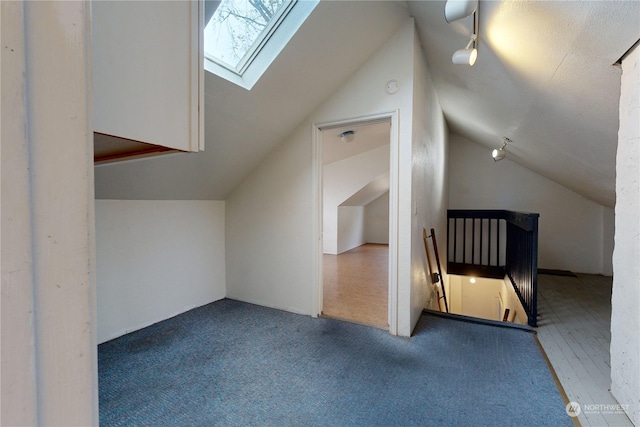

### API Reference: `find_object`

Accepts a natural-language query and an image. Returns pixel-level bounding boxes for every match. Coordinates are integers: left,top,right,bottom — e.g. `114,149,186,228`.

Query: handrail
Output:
423,228,449,312
429,228,448,313
447,209,539,327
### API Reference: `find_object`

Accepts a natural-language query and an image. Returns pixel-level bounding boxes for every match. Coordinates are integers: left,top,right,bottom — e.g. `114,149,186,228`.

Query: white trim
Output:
236,0,297,75
388,110,399,336
311,122,323,317
312,111,400,335
196,0,205,151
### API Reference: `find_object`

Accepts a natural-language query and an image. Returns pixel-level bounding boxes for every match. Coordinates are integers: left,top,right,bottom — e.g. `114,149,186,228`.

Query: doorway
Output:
312,113,398,332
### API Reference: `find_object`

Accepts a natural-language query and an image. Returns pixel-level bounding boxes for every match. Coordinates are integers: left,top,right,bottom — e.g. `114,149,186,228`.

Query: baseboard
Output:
539,269,577,277
422,309,535,333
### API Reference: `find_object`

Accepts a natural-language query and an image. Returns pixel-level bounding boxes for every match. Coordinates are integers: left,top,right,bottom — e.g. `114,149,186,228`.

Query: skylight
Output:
204,0,318,90
205,0,292,73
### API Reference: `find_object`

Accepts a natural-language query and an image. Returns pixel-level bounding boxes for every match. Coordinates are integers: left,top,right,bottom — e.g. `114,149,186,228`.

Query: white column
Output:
1,1,98,425
611,42,640,425
1,2,38,424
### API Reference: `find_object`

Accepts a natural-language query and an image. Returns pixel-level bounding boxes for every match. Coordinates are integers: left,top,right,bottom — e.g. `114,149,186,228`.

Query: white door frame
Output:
312,110,400,335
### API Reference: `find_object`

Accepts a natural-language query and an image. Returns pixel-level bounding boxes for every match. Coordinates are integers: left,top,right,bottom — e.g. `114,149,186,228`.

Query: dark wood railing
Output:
447,210,539,327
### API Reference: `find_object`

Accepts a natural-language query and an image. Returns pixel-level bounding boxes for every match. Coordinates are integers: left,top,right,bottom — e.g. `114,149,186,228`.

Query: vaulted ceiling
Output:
94,1,409,200
95,1,640,208
409,0,639,208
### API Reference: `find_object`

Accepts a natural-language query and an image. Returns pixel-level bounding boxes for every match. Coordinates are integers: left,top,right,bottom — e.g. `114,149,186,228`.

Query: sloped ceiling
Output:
408,0,640,208
94,1,409,200
323,121,391,207
95,1,640,208
322,120,391,165
341,172,390,207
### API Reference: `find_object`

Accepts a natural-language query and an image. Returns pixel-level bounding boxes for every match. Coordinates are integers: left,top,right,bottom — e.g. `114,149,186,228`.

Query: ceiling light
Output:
340,130,355,143
452,36,478,65
448,2,479,66
444,0,478,23
492,137,512,162
492,147,506,161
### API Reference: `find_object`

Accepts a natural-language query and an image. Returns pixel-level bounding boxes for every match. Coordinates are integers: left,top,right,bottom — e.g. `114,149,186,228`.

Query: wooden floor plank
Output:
322,244,388,329
537,274,633,427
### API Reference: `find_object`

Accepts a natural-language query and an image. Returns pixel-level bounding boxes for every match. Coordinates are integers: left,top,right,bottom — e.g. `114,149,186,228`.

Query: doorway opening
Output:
312,113,398,333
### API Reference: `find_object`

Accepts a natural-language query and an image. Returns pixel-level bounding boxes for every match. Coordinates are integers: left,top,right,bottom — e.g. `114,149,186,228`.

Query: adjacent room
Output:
321,119,391,329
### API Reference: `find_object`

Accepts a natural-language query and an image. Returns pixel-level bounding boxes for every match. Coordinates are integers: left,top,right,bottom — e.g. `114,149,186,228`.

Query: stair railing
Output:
447,209,539,327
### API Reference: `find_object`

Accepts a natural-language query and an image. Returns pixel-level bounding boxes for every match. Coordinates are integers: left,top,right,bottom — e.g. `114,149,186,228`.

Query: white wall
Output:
337,206,366,253
335,189,391,253
448,276,527,325
225,20,415,318
225,119,315,314
499,279,528,325
95,200,226,343
323,145,389,254
224,19,448,336
610,42,640,425
448,276,502,321
603,207,615,276
365,192,389,244
449,134,613,275
409,29,449,330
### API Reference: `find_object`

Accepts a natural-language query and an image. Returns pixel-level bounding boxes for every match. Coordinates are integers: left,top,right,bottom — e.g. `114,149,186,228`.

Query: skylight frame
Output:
204,0,318,90
210,0,296,76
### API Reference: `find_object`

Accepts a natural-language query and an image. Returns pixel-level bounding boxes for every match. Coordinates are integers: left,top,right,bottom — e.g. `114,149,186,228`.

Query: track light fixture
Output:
445,0,479,66
492,146,506,161
444,0,478,23
452,35,477,66
340,130,355,143
492,137,512,162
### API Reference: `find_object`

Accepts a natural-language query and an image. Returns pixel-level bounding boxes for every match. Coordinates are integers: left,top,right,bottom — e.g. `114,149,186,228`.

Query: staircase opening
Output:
446,275,528,325
444,209,540,327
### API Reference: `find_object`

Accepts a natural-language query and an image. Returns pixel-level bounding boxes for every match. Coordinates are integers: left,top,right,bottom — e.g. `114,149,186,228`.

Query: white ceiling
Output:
408,0,640,208
323,120,391,207
94,1,408,200
341,172,390,207
95,1,640,208
322,120,391,165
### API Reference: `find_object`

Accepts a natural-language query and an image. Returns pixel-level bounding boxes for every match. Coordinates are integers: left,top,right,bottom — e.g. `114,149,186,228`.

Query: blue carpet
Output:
99,299,572,426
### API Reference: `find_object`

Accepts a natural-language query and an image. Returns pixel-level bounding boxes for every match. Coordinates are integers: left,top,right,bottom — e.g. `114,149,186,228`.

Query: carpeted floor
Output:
98,299,572,426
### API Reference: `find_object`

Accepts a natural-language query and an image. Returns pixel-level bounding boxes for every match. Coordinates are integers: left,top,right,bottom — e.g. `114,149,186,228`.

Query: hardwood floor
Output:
537,273,633,426
322,244,388,329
